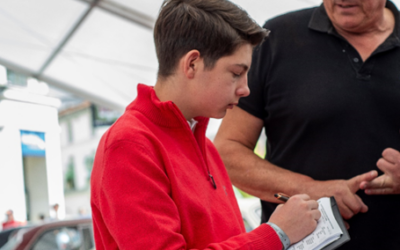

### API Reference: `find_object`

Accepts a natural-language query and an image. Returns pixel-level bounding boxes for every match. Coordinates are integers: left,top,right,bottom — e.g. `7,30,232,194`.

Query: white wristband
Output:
266,222,291,250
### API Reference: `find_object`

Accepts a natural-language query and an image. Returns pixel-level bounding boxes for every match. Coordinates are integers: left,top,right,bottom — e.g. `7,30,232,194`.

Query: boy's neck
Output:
154,77,195,121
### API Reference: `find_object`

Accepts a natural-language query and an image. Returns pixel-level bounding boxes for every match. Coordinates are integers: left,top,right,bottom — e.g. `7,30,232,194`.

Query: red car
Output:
0,218,94,250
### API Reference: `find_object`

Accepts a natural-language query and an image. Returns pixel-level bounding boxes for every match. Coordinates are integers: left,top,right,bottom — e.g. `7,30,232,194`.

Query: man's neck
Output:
335,8,395,61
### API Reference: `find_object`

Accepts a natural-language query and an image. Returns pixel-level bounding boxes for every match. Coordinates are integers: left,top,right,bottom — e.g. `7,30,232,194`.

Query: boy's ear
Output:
182,50,201,79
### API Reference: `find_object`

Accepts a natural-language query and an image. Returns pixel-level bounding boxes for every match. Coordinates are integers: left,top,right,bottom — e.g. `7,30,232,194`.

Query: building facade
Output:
0,67,65,225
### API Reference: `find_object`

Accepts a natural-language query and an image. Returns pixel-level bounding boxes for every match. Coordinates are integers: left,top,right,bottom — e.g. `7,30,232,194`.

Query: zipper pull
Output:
209,174,217,189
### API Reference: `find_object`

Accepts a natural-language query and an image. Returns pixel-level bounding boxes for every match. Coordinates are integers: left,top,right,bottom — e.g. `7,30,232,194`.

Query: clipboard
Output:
320,197,350,250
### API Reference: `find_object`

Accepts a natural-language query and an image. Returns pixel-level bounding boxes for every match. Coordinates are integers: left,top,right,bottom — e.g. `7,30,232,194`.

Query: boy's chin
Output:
210,111,227,119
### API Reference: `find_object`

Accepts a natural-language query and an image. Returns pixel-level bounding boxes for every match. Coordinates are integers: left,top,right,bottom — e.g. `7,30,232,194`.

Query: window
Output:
65,156,76,191
31,227,82,250
6,69,27,87
67,121,74,143
84,151,95,185
81,227,94,250
91,104,121,127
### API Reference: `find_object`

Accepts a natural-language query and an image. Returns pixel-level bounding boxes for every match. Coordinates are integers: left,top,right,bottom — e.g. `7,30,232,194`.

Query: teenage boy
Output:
90,0,321,249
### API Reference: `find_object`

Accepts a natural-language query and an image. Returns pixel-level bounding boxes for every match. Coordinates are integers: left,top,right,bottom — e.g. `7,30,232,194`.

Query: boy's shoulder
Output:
100,108,155,150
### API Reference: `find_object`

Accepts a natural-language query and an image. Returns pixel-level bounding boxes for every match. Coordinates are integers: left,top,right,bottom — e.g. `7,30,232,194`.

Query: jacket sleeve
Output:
95,140,282,250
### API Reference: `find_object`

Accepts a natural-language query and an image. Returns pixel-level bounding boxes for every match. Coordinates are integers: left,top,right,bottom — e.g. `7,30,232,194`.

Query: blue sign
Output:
20,130,46,157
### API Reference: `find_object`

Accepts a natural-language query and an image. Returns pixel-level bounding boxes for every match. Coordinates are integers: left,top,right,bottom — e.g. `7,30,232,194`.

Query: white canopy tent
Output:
0,0,327,111
0,0,399,123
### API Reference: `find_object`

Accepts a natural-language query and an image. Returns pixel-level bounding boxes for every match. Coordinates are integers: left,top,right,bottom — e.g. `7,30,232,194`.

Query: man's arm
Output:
360,148,400,195
214,106,377,220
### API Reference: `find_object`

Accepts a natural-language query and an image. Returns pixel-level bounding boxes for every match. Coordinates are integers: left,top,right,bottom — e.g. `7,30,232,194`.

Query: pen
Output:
274,193,290,202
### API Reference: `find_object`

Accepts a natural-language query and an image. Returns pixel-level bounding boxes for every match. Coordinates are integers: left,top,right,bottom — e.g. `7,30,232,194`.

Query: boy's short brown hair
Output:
154,0,268,79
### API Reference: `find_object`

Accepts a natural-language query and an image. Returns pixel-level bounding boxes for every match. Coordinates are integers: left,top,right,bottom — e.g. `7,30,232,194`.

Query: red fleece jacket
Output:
90,84,282,250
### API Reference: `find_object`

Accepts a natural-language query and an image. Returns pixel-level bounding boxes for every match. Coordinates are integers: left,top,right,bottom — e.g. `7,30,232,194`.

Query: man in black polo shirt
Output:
215,0,400,249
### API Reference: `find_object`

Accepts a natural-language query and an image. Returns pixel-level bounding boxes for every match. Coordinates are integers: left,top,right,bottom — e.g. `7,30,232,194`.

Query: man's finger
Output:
382,148,400,164
362,175,393,191
338,203,354,220
337,197,361,220
377,158,396,174
341,193,368,217
348,170,378,192
360,175,385,189
355,194,368,213
365,187,393,195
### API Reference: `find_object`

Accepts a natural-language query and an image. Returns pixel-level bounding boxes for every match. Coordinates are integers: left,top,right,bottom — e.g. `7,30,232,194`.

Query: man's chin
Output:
333,17,366,32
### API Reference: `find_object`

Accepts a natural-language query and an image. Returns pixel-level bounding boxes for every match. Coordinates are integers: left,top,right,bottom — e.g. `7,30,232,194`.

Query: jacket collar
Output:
127,83,209,130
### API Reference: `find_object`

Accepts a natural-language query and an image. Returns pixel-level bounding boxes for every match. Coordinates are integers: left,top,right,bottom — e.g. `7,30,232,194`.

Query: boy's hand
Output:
268,194,321,244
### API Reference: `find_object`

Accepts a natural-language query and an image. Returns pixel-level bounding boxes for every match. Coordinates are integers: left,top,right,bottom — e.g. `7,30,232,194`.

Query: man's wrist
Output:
266,222,291,250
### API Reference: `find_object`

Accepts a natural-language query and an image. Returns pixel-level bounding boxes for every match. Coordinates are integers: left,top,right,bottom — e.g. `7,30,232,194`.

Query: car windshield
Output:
0,228,31,250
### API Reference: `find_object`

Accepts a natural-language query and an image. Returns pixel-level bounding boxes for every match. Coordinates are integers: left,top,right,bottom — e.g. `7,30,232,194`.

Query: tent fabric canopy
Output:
1,0,399,112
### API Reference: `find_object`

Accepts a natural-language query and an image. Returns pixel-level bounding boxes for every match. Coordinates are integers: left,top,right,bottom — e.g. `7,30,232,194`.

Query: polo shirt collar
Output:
308,3,332,34
308,1,400,41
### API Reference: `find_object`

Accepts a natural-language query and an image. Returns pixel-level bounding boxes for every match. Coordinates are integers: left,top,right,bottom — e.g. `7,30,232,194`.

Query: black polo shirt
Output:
238,2,400,249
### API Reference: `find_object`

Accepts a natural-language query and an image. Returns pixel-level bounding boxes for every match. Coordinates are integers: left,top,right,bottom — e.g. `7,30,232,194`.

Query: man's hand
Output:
302,170,377,220
360,148,400,195
269,194,321,244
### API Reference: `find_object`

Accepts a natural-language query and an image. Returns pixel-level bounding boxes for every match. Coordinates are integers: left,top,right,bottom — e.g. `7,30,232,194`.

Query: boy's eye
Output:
233,72,241,77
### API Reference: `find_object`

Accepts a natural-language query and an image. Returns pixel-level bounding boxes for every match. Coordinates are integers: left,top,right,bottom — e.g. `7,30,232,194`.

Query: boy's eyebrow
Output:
234,64,249,71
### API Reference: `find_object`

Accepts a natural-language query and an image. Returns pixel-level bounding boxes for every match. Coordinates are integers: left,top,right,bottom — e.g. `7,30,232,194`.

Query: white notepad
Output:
288,197,343,250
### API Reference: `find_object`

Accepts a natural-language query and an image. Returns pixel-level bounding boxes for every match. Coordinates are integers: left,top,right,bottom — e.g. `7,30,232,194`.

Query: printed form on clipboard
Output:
288,197,350,250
